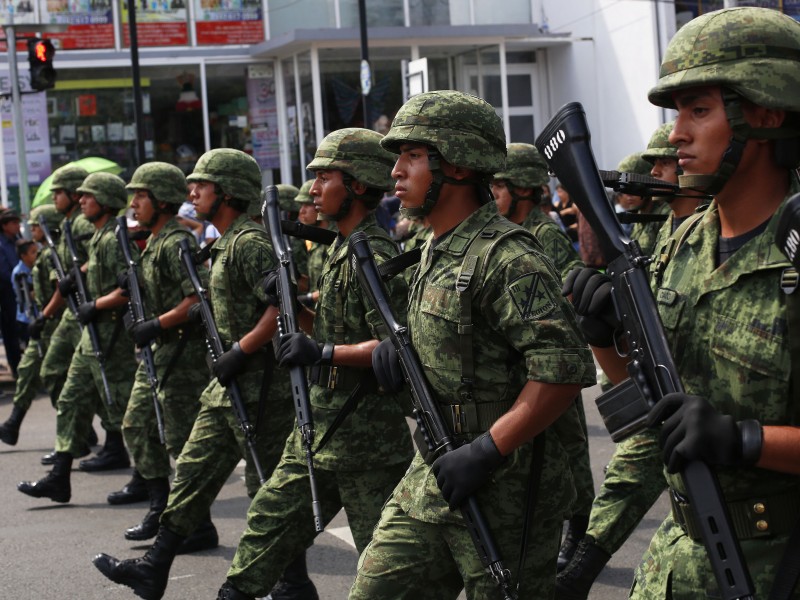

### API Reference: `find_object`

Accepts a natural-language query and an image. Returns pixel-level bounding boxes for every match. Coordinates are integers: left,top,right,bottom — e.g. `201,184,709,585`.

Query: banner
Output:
194,0,262,45
0,83,52,186
246,66,279,169
121,0,188,46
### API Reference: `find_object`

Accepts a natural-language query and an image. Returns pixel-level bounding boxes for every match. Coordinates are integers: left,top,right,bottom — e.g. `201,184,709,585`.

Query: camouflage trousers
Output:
122,341,206,480
225,436,410,598
55,346,137,456
585,432,666,555
39,313,81,406
565,395,595,516
11,320,57,411
348,496,563,600
160,371,294,538
630,514,800,599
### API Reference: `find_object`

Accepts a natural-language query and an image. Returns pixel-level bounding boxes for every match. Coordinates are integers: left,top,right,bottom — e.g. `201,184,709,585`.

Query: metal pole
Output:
127,0,146,164
357,0,370,128
6,23,31,214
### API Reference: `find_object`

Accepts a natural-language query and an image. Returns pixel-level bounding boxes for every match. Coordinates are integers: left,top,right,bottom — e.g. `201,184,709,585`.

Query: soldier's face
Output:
392,143,434,210
670,86,732,177
130,190,155,226
191,180,217,218
490,179,513,216
650,158,678,184
31,224,44,243
80,194,102,220
53,189,72,212
298,203,317,225
309,170,347,216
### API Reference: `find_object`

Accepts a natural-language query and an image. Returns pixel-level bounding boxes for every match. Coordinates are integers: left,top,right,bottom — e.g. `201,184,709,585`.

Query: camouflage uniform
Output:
11,206,64,413
621,152,667,258
224,129,413,598
121,164,209,480
55,173,138,457
350,91,595,600
628,8,800,598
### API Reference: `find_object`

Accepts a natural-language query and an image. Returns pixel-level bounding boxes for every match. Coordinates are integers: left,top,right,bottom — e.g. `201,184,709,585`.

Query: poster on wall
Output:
121,0,188,46
1,92,52,187
246,65,279,170
194,0,262,45
0,0,113,50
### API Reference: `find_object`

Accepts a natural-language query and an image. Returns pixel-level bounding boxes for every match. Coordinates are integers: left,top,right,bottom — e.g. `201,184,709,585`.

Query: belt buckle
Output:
326,366,338,389
452,404,463,434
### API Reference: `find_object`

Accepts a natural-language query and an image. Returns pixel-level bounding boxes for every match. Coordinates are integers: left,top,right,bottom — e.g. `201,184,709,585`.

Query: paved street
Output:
0,373,669,599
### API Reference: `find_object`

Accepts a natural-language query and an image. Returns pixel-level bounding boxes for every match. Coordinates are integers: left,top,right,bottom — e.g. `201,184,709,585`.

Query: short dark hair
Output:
15,239,36,259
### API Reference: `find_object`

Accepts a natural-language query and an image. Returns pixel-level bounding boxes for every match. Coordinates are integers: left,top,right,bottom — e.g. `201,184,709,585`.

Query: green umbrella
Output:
32,157,124,209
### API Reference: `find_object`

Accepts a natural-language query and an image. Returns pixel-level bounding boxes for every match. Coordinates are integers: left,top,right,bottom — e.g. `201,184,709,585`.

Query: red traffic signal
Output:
27,38,56,91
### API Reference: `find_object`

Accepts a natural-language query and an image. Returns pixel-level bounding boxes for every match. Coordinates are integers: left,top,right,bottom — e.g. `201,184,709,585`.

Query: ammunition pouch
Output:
309,364,364,391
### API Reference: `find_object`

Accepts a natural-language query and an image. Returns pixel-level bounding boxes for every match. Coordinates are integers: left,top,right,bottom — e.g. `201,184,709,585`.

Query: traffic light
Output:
27,38,56,92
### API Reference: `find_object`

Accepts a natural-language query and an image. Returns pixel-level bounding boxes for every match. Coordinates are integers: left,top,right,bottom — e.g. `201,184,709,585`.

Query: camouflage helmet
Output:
307,128,394,191
29,204,64,231
186,149,262,205
76,172,128,209
648,7,800,112
277,183,301,212
493,143,549,189
641,122,678,163
50,165,89,194
381,90,506,175
617,152,652,176
126,162,188,205
295,179,314,205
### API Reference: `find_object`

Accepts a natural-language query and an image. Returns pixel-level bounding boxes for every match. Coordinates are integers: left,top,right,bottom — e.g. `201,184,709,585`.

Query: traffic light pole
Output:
4,21,32,214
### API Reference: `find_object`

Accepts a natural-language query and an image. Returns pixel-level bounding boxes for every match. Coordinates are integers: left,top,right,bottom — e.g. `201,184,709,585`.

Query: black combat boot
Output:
265,552,319,600
176,512,219,554
17,452,72,503
557,514,590,572
92,525,184,600
43,426,95,464
0,405,27,445
555,536,612,600
108,469,149,505
217,581,255,600
125,477,170,541
79,430,130,472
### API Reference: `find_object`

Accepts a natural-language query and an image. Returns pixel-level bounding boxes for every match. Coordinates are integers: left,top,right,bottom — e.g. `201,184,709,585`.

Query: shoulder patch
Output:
508,272,556,321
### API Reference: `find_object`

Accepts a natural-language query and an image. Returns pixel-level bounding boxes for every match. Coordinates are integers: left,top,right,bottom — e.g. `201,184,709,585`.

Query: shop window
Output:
409,0,451,26
268,0,335,38
339,0,404,27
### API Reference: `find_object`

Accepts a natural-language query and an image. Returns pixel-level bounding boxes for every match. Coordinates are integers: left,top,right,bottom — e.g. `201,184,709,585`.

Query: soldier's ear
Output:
350,180,368,195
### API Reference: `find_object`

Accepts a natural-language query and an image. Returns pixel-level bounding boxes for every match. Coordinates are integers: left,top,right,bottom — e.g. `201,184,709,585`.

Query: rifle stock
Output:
115,216,165,444
348,231,516,600
62,219,114,406
177,237,267,485
535,102,754,600
263,185,324,533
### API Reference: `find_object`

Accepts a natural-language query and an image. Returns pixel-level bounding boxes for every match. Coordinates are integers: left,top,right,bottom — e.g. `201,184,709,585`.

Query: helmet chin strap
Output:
320,175,356,221
86,205,113,223
140,194,162,228
195,185,226,221
399,149,478,219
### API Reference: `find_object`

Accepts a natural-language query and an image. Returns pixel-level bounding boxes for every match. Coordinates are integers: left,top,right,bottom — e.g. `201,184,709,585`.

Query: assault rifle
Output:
349,232,517,600
263,185,324,533
280,220,337,246
177,237,267,484
115,216,165,444
38,216,80,320
63,219,114,406
15,271,43,357
535,102,754,600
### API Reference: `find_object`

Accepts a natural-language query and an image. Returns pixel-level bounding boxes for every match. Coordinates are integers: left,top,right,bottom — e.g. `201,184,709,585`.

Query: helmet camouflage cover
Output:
381,90,507,175
277,183,301,212
648,7,800,112
493,143,549,189
76,172,128,209
617,152,653,176
641,122,678,163
307,128,395,191
50,165,89,194
29,204,64,231
187,149,262,205
126,162,188,205
295,179,314,205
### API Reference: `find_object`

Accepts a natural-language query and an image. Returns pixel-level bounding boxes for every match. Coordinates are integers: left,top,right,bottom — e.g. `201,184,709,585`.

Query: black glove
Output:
28,314,48,340
212,341,248,386
116,270,129,291
131,318,161,347
261,270,279,307
76,300,97,325
187,303,202,324
562,267,619,347
276,332,322,367
57,273,77,297
431,432,507,511
646,392,763,473
372,337,404,392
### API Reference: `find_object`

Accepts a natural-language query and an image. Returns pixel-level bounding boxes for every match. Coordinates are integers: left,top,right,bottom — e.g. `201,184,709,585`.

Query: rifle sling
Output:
312,373,377,454
769,519,800,600
516,431,546,584
255,351,276,437
378,249,422,281
103,312,125,358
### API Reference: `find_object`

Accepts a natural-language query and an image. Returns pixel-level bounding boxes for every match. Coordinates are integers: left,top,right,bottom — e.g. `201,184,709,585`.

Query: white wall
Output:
540,0,666,170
